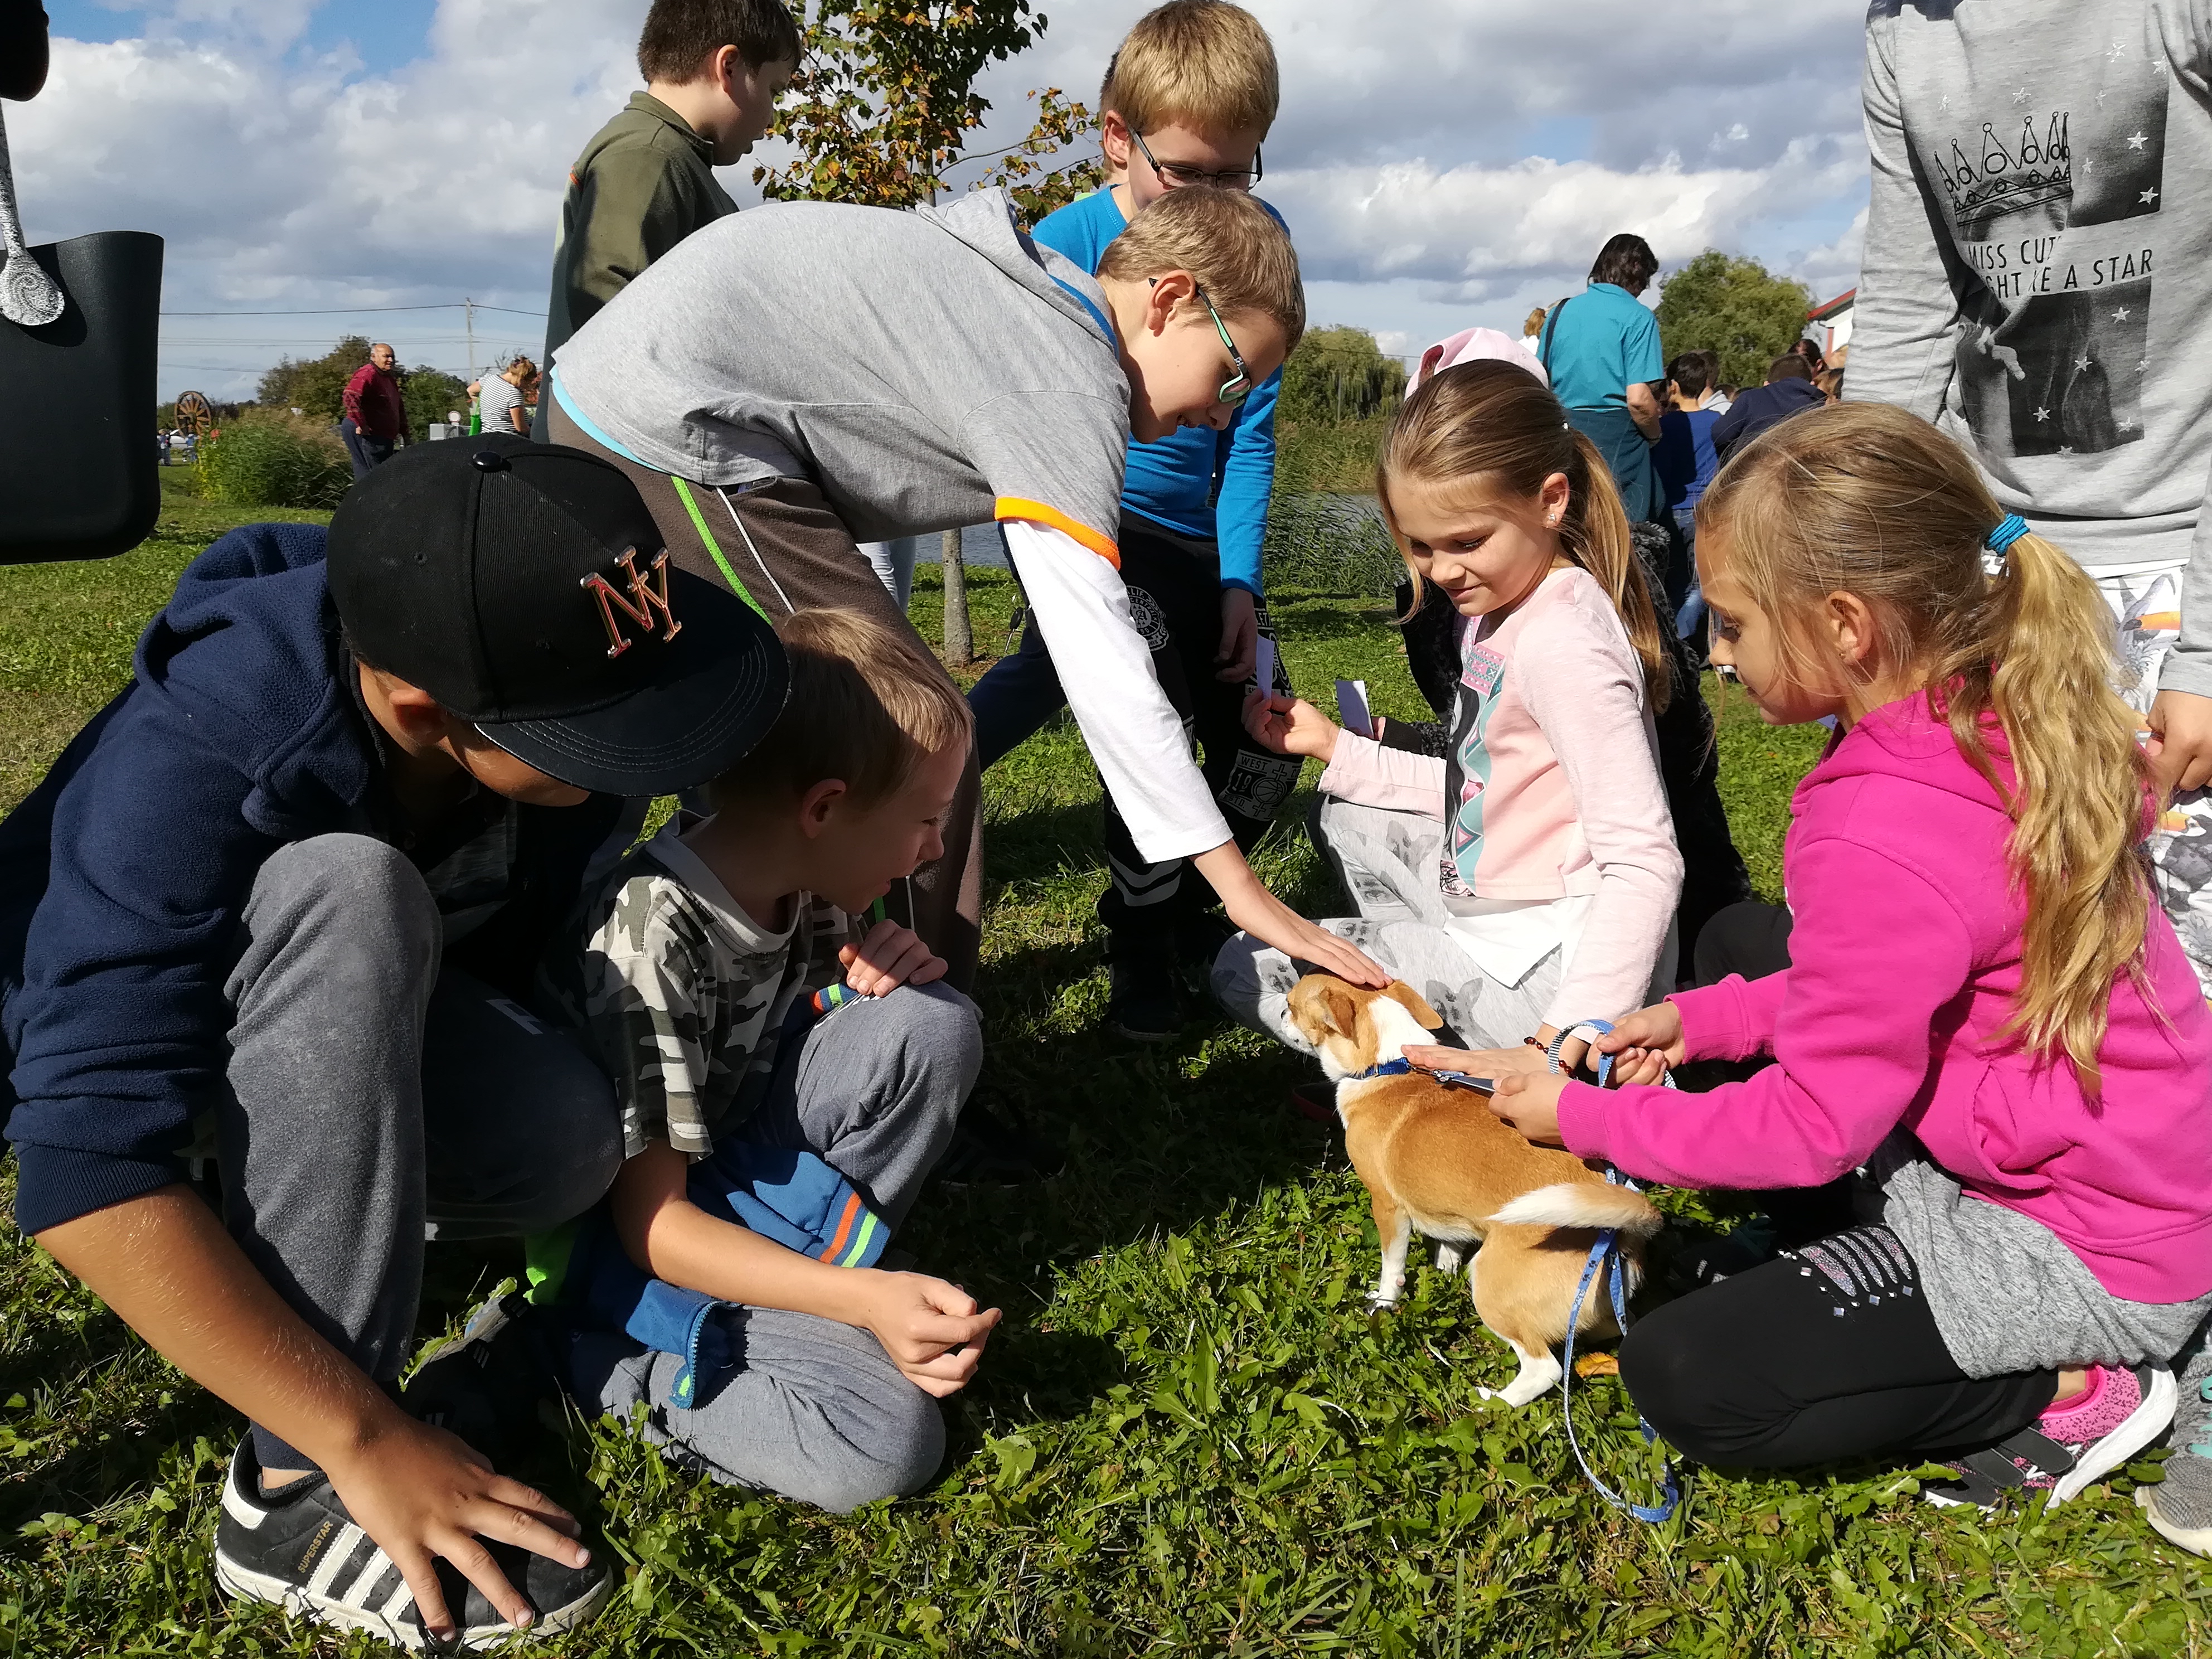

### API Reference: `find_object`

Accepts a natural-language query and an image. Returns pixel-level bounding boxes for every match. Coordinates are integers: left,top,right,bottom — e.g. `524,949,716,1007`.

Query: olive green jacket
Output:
542,94,737,367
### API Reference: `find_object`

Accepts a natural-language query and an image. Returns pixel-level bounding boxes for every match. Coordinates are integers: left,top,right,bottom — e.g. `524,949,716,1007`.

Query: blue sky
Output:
19,1,1871,402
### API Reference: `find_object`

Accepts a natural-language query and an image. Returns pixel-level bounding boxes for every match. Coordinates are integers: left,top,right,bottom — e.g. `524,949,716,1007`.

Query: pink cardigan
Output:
1318,566,1680,1027
1559,693,2212,1303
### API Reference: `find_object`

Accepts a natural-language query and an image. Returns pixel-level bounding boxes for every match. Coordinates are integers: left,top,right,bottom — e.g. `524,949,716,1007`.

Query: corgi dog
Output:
1286,973,1663,1406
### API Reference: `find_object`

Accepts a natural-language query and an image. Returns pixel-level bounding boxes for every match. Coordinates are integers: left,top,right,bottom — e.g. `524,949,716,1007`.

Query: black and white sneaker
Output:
214,1439,612,1649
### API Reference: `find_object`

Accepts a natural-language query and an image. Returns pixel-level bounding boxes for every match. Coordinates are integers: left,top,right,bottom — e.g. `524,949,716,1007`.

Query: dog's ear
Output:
1383,979,1444,1031
1290,973,1360,1039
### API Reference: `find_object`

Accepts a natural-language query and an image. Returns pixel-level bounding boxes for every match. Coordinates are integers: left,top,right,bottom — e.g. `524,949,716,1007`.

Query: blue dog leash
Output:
1547,1018,1683,1524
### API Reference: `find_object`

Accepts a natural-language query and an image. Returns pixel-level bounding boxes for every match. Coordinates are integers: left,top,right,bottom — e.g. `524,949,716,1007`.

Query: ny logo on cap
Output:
581,548,683,659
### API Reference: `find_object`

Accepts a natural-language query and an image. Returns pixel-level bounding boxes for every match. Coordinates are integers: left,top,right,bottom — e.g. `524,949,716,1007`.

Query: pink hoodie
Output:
1558,692,2212,1304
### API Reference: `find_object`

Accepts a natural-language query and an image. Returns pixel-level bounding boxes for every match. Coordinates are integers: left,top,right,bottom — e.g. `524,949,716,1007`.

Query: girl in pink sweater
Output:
1212,360,1682,1068
1489,404,2212,1531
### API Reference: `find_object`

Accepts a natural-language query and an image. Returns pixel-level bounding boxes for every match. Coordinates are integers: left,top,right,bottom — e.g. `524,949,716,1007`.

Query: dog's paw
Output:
1363,1291,1401,1314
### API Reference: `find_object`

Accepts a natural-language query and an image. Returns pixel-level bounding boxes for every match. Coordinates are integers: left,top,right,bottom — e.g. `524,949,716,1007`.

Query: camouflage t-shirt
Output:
549,825,850,1159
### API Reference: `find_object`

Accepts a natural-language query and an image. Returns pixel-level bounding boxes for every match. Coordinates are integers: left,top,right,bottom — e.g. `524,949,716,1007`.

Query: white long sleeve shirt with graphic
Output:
1848,0,2212,693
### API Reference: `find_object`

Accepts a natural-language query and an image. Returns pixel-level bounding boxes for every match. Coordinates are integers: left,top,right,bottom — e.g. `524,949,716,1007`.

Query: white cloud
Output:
1263,137,1862,298
9,0,1878,400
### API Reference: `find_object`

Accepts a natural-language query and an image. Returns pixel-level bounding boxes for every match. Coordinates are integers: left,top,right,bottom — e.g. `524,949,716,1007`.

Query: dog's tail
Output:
1487,1182,1663,1240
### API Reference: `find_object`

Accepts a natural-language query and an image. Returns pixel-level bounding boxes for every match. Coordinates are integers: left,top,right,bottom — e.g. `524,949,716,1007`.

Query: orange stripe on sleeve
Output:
819,1192,862,1263
994,498,1121,569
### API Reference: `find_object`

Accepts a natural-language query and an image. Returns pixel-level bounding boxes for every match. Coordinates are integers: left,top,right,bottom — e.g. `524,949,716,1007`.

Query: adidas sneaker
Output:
213,1439,610,1649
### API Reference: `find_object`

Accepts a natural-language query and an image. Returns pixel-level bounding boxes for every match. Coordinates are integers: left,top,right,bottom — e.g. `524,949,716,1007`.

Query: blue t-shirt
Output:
1653,408,1720,511
1540,282,1663,412
1029,187,1284,595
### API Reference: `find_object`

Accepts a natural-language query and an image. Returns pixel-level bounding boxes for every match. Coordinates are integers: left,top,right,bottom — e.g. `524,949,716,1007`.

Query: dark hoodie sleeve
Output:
1710,395,1752,458
7,689,280,1234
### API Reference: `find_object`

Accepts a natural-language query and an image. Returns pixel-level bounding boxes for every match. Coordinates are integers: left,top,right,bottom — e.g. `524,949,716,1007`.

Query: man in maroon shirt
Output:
340,343,405,479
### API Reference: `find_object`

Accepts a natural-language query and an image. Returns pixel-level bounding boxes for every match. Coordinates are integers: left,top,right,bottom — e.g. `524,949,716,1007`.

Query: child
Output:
539,610,1001,1514
547,182,1385,1005
1214,359,1684,1070
964,0,1302,1042
541,0,800,368
1485,404,2212,1532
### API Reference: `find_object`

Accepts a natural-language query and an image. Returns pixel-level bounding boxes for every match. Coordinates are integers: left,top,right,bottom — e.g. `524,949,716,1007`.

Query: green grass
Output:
0,488,2200,1656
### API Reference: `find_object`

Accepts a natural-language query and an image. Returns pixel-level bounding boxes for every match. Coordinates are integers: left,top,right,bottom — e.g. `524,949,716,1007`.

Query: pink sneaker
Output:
1924,1362,2177,1510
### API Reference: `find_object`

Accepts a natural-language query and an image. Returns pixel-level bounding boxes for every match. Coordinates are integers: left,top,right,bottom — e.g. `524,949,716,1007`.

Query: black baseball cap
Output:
326,434,788,796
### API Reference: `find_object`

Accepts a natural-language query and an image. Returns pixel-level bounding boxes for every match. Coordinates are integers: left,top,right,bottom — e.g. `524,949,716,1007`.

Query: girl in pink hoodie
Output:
1485,404,2212,1529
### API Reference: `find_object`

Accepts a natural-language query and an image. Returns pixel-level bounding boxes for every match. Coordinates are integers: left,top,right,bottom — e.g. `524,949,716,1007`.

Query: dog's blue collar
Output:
1350,1058,1415,1080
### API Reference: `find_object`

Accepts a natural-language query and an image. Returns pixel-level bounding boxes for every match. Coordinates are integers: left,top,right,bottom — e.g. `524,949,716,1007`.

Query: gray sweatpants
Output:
564,981,983,1514
221,836,623,1472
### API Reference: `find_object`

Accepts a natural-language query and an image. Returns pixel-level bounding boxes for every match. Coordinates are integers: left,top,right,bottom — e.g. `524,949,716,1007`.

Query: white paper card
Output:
1335,677,1374,738
1253,634,1279,693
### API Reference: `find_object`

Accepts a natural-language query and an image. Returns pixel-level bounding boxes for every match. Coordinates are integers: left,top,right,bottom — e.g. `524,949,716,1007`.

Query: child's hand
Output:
1487,1072,1569,1146
1241,690,1341,761
838,921,945,997
1592,1001,1685,1086
851,1272,1002,1398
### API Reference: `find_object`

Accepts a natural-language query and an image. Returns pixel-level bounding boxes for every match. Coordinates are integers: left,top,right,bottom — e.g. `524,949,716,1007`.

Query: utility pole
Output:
464,298,476,380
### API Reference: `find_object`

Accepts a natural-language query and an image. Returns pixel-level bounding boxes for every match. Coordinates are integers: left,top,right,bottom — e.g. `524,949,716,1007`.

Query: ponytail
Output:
1948,531,2152,1087
1378,360,1670,710
1699,404,2155,1088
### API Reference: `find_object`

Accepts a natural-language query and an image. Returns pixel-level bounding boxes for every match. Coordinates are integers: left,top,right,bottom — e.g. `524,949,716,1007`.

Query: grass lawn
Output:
0,477,2201,1656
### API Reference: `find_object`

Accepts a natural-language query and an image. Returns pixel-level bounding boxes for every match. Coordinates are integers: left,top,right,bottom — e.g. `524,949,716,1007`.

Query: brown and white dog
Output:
1286,973,1663,1406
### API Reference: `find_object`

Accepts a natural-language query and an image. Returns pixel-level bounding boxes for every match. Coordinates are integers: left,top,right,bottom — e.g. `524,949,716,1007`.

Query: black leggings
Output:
1621,1220,2060,1467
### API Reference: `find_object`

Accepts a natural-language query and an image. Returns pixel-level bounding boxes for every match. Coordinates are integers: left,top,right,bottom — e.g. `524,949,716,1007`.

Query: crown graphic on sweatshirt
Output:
1942,112,2072,233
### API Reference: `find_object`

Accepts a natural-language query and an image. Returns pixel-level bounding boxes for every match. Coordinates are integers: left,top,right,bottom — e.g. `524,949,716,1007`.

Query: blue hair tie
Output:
1985,513,2031,555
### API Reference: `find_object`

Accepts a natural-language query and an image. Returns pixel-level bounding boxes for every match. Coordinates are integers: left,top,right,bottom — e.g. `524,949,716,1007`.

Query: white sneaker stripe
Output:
338,1548,396,1609
304,1522,365,1599
220,1472,267,1531
380,1575,417,1624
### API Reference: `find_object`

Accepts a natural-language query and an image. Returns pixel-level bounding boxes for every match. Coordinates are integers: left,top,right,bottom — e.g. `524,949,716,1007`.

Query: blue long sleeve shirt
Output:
1029,187,1284,595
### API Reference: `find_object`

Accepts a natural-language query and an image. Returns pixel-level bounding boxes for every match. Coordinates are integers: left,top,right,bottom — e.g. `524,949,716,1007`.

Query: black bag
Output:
0,106,164,565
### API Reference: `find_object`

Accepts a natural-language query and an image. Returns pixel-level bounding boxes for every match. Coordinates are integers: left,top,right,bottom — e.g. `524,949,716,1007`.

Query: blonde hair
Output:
1098,187,1306,351
1376,360,1671,710
712,609,972,813
1699,402,2153,1085
1106,0,1278,139
1522,306,1548,339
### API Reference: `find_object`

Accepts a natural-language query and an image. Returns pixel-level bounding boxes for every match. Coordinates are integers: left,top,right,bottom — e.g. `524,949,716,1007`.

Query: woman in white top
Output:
478,357,537,438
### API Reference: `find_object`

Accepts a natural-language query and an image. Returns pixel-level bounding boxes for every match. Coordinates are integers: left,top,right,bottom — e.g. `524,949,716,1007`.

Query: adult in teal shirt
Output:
1537,234,1666,523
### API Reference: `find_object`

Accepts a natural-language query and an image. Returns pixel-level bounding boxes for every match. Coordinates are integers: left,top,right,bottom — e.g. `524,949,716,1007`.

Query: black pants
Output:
968,519,1302,945
1622,1222,2060,1467
339,418,395,480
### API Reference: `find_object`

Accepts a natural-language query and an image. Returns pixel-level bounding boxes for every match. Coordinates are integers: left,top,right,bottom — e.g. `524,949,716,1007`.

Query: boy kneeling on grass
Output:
532,609,1001,1512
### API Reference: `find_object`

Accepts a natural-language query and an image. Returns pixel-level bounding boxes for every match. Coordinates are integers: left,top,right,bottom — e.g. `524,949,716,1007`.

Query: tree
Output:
755,3,1099,220
1654,251,1815,391
757,1,1101,661
400,367,469,444
256,336,468,443
258,335,374,425
1278,327,1407,424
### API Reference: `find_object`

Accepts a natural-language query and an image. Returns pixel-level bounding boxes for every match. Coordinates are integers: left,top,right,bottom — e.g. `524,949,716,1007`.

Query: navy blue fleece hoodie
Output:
0,523,622,1236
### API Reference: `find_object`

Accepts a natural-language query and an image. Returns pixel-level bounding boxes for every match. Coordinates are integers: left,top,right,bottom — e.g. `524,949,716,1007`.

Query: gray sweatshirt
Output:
1849,0,2212,696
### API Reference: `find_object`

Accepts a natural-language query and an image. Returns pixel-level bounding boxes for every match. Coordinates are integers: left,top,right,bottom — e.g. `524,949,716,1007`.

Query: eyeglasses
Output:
1131,129,1263,191
1152,278,1253,406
